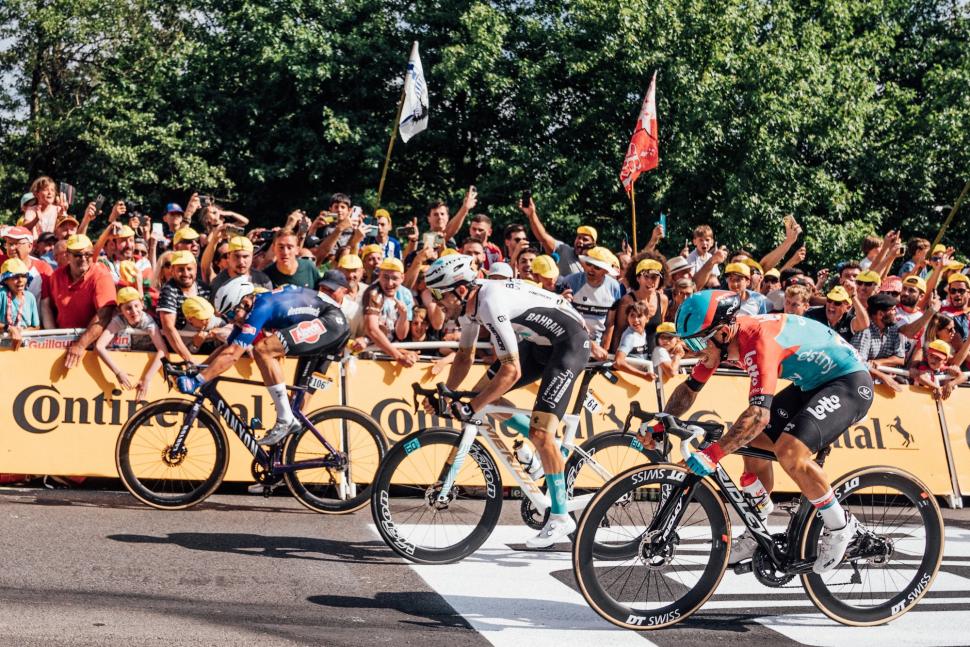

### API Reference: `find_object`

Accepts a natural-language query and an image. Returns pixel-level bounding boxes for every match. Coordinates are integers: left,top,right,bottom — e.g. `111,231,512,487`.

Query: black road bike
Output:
116,356,386,513
573,410,944,629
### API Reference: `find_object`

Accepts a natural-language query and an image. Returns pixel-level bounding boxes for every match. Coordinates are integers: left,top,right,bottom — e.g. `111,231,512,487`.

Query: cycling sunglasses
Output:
681,327,720,353
428,287,455,301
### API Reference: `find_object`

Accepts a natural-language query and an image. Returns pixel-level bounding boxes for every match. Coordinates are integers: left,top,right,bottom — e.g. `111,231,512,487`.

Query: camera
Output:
199,195,213,209
396,225,417,239
258,230,275,242
520,189,532,206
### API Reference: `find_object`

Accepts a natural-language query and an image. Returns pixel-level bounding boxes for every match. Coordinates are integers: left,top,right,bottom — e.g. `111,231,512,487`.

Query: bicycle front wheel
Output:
566,430,662,558
115,399,229,510
573,463,730,630
800,466,945,626
371,428,503,564
283,406,387,514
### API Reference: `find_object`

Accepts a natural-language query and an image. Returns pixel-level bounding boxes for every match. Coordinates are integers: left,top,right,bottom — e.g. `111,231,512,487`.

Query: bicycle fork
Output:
435,422,481,504
168,397,204,461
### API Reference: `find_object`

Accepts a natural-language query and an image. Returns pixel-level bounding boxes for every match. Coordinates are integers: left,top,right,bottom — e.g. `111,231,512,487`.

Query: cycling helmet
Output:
424,254,478,297
213,276,257,316
675,290,741,352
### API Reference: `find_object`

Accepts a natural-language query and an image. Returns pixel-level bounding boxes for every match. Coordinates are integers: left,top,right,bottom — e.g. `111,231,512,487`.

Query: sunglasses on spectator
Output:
638,271,661,279
134,248,148,256
826,299,848,306
300,255,316,261
949,287,967,294
70,251,94,259
509,236,527,243
764,276,780,283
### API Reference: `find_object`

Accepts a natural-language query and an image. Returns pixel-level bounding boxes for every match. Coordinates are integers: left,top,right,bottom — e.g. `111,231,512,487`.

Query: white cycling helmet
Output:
213,276,256,316
424,254,478,294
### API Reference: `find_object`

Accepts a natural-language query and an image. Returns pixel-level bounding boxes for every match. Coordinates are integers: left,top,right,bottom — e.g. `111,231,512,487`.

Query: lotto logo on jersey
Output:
743,350,760,388
241,324,257,335
290,319,327,345
807,395,842,420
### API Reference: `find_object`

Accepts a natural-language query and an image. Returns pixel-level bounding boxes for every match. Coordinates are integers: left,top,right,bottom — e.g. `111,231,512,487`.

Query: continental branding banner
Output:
0,348,965,497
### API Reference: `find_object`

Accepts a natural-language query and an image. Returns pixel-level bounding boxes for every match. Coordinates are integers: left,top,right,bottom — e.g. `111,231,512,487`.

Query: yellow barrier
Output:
0,347,965,504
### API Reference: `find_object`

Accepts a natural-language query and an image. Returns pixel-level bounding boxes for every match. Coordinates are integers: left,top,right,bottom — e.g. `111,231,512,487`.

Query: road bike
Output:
116,355,387,514
572,411,945,629
370,362,662,564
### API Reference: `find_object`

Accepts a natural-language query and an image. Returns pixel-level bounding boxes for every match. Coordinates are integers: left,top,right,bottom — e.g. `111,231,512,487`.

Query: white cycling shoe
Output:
258,419,303,446
813,512,860,574
526,514,576,549
728,531,759,565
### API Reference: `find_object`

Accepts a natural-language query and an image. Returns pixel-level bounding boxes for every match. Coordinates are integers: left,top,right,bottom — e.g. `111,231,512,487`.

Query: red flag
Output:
620,72,659,193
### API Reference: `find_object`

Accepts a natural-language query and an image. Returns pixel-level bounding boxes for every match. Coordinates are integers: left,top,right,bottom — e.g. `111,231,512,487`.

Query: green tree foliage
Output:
0,0,967,268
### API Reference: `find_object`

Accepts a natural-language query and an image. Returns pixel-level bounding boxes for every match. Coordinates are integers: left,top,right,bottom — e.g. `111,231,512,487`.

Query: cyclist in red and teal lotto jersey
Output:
663,290,873,574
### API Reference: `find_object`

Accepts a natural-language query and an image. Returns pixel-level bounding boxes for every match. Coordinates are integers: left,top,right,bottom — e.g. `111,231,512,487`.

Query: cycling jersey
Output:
689,313,866,408
458,279,587,359
228,285,346,350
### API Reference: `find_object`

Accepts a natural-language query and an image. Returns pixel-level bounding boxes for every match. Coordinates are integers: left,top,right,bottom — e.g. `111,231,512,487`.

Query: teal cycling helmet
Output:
675,290,742,352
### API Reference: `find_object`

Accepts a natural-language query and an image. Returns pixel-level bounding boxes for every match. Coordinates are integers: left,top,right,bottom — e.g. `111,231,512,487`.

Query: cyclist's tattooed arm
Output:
717,405,770,454
663,381,699,417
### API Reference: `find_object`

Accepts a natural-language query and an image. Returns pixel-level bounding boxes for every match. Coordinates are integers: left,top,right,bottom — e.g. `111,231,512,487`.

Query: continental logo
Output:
12,384,265,435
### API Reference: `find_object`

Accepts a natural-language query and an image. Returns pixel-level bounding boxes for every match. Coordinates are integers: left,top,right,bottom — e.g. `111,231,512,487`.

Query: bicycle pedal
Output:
733,561,754,575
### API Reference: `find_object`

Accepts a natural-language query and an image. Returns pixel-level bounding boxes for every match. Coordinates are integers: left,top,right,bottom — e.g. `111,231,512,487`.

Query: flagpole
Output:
376,84,407,209
930,178,970,251
630,184,638,252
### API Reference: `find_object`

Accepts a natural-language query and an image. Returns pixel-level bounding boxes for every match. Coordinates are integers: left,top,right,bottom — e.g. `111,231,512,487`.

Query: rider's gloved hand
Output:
177,374,206,395
450,401,481,424
685,442,726,477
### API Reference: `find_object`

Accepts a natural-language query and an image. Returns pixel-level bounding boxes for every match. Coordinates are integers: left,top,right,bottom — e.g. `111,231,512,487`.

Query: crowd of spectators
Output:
4,175,970,403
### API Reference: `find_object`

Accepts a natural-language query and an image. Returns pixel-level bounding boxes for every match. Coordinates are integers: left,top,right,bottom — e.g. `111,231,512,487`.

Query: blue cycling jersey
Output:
227,285,331,348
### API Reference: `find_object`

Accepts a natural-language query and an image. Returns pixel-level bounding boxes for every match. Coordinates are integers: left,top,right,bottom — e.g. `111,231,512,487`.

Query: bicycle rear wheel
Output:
283,406,387,514
371,428,503,564
566,430,662,558
115,399,229,510
573,463,730,630
800,466,944,626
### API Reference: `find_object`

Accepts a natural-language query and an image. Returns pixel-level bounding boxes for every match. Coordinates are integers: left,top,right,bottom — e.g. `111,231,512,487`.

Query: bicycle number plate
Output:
583,390,604,414
308,375,333,391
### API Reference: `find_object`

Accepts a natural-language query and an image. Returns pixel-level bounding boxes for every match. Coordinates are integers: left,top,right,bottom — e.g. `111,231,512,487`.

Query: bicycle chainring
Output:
752,547,796,587
251,459,282,485
520,496,549,530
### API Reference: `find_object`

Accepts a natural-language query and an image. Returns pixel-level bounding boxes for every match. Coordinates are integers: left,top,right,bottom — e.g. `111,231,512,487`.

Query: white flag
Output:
399,41,429,143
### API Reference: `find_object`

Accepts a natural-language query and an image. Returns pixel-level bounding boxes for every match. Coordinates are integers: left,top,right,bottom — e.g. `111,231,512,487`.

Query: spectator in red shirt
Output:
41,234,116,368
2,226,53,306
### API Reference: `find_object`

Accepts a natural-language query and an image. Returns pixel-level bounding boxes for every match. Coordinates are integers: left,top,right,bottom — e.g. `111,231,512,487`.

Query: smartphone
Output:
200,195,212,209
151,222,164,239
396,225,416,239
656,212,667,236
421,232,436,249
433,233,445,248
520,189,532,206
351,205,363,220
226,225,245,238
94,194,106,215
297,217,309,237
363,215,376,228
318,212,335,226
58,182,76,206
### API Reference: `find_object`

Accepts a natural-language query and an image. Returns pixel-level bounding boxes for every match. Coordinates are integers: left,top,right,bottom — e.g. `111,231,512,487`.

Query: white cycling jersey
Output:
458,279,587,359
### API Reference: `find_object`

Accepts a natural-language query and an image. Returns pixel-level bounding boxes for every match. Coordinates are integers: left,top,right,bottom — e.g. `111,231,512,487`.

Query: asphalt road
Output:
1,487,968,647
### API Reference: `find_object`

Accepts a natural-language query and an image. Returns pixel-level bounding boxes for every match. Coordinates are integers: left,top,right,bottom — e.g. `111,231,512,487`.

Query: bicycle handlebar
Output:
411,383,479,418
622,402,724,452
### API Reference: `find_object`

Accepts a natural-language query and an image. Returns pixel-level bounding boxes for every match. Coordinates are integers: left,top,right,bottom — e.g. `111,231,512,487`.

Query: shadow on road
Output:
107,532,400,564
307,592,472,630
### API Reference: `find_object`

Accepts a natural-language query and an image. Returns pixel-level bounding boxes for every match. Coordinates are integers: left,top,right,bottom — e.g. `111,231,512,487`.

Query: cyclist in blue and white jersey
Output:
176,277,350,446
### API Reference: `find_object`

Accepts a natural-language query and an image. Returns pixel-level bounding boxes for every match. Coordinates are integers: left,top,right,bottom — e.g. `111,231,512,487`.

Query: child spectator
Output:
95,287,168,401
859,234,883,270
685,224,719,278
784,284,812,315
651,322,684,382
406,306,437,342
182,295,229,354
911,339,967,400
0,258,40,349
613,300,656,382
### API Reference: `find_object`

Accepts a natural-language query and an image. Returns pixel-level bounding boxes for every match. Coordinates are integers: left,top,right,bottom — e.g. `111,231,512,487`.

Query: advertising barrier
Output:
0,346,966,505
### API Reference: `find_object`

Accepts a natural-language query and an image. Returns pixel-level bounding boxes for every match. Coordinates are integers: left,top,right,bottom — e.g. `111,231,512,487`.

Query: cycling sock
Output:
506,414,531,438
546,472,567,516
810,488,846,529
267,383,294,423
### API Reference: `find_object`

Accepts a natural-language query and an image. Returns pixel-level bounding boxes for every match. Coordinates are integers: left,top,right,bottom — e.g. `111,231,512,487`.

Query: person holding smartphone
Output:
362,208,402,260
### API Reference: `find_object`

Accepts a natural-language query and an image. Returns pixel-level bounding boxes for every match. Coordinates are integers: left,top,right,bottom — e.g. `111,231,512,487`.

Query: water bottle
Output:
740,472,774,519
513,439,545,481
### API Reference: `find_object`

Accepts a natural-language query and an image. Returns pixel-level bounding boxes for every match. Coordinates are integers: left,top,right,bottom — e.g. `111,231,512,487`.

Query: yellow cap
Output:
947,272,969,286
65,234,93,251
927,339,952,357
116,287,141,306
439,248,459,257
338,254,363,270
181,295,215,321
374,208,391,223
111,225,135,239
743,258,764,274
725,262,751,278
172,227,200,245
902,275,927,292
576,225,598,242
635,259,663,275
531,255,560,280
932,244,947,255
118,260,140,286
379,257,404,273
169,250,197,266
856,270,881,284
765,268,781,279
360,244,382,260
656,322,677,335
1,258,29,276
826,286,851,303
946,260,965,272
580,246,619,276
227,236,253,253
